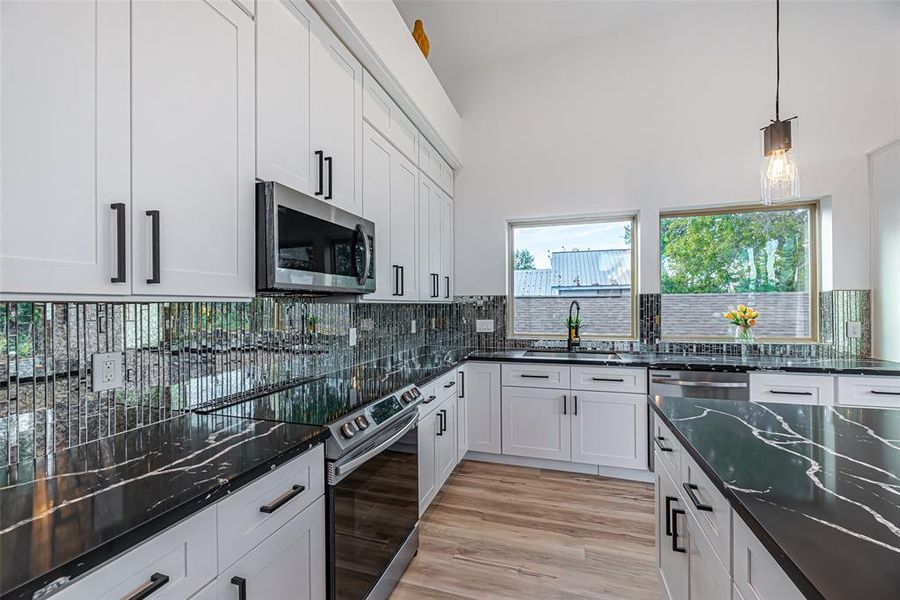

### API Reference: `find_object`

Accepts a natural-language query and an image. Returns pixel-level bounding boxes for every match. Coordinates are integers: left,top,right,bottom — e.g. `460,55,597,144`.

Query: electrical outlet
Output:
476,319,495,333
411,320,417,334
92,351,124,392
846,321,862,339
349,327,357,347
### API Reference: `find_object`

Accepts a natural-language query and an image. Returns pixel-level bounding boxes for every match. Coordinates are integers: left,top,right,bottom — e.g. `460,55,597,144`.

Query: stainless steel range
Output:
325,384,423,600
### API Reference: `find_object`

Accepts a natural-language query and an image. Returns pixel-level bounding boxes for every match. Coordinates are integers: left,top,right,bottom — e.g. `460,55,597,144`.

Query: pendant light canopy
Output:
760,0,799,205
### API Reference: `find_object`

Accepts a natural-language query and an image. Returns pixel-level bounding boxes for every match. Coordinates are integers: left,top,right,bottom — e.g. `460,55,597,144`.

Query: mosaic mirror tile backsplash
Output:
0,290,870,467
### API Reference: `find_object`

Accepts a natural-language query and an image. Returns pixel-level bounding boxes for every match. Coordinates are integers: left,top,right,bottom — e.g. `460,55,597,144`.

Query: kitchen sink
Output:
523,350,621,361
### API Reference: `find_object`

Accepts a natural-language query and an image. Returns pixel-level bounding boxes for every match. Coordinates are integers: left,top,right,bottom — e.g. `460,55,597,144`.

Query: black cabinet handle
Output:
443,381,456,389
574,395,578,415
769,390,813,396
871,390,900,396
315,150,324,195
392,265,400,296
592,377,624,382
520,374,550,379
259,484,305,514
683,482,713,512
459,372,465,398
145,210,160,284
110,203,126,283
563,395,567,415
125,572,169,600
653,436,673,452
664,496,678,536
399,265,405,296
324,156,333,199
671,509,686,553
440,408,447,433
231,576,247,600
436,411,443,436
445,275,450,299
423,395,437,404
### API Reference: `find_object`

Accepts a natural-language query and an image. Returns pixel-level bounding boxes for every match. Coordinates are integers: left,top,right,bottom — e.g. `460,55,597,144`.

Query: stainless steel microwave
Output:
256,181,375,294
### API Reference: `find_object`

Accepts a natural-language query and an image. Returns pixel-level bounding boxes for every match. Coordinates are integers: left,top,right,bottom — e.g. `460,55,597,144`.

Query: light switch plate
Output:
92,351,124,392
846,321,862,339
476,319,495,333
349,327,357,347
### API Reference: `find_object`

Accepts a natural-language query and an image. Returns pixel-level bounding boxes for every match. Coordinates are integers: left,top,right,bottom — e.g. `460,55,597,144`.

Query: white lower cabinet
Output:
733,514,805,600
463,363,502,454
656,459,689,600
836,375,900,408
749,372,834,405
687,509,731,600
456,369,468,462
417,405,439,513
218,496,326,600
571,391,647,469
418,393,457,515
502,387,571,461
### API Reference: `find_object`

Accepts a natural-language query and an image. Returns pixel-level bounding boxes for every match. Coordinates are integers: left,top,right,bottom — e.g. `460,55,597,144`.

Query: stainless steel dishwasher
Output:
648,369,749,470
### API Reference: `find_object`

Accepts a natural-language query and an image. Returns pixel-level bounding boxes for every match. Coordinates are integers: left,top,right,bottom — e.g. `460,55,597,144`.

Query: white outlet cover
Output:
92,351,124,392
411,320,417,334
349,327,357,347
476,319,495,333
846,321,862,339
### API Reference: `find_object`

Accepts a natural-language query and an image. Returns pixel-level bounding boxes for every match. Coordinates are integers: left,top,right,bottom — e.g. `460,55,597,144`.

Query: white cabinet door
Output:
310,17,362,215
749,372,834,405
417,175,441,301
571,391,647,470
391,150,419,300
687,510,732,600
456,371,468,462
656,464,689,600
435,399,457,487
836,376,900,408
733,514,805,600
256,0,314,195
218,496,326,600
502,387,571,461
418,408,438,515
1,0,130,296
131,0,254,298
362,70,418,163
465,363,502,454
440,193,454,301
362,123,393,300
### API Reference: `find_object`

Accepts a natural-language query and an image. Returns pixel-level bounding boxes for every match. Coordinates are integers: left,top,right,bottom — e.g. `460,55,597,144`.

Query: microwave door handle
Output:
355,223,371,285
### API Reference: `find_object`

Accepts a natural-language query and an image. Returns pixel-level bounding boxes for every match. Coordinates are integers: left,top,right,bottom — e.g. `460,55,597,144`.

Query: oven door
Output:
328,413,419,600
257,181,375,293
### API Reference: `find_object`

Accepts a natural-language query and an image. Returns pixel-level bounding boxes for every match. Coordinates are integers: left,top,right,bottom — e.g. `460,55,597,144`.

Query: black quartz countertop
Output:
649,396,900,600
0,414,328,600
467,349,900,375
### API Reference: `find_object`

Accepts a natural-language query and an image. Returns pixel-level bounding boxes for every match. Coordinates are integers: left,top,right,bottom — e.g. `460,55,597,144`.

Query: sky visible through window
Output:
514,221,630,269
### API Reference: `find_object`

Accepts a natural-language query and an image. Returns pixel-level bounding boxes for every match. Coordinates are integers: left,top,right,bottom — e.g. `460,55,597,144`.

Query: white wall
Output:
449,1,900,296
870,140,900,361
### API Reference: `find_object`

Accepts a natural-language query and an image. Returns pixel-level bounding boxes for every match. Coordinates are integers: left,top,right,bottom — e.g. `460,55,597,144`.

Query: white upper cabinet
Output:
391,149,420,300
363,70,418,164
1,0,130,296
441,193,454,300
130,0,255,298
256,0,314,195
309,16,363,214
418,175,440,301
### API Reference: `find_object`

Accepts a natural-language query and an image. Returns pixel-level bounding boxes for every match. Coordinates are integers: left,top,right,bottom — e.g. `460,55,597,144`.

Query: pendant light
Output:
760,0,799,205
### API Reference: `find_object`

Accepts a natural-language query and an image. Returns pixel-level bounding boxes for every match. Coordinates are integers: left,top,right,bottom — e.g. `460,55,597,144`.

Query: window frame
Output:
658,200,820,343
506,214,639,341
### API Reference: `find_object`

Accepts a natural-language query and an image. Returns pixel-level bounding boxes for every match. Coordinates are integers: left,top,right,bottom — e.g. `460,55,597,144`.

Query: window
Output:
508,217,636,338
659,203,818,341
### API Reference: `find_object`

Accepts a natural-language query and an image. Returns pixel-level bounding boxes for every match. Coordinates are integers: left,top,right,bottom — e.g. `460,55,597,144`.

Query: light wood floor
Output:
390,460,662,600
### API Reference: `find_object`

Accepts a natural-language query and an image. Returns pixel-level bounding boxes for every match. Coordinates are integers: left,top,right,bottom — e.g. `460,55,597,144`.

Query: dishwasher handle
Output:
651,378,748,389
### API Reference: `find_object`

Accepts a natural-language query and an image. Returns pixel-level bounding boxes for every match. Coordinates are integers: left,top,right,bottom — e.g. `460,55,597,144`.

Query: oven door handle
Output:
332,414,417,482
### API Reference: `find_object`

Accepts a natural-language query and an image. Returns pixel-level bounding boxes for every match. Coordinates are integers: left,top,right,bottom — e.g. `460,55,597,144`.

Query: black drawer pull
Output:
459,371,465,398
592,377,624,382
871,390,900,396
231,576,247,600
664,496,678,536
574,395,578,415
126,572,169,600
259,484,305,514
145,210,160,284
443,381,456,388
324,155,333,200
653,436,673,452
423,395,437,404
520,374,550,379
315,150,324,195
111,203,127,283
436,411,444,436
671,509,686,553
769,390,813,396
683,482,713,512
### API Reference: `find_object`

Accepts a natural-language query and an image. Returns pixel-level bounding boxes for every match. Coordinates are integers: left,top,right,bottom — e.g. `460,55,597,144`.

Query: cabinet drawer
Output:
55,506,216,600
571,366,646,393
502,363,570,389
750,372,834,405
680,453,731,573
362,70,417,162
836,376,900,408
419,371,458,417
217,444,324,570
652,416,683,480
687,509,732,600
733,514,805,600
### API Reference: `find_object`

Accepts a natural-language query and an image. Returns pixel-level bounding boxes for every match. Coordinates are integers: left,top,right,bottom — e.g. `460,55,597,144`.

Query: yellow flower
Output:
738,304,746,313
751,312,759,318
722,313,731,319
748,319,757,326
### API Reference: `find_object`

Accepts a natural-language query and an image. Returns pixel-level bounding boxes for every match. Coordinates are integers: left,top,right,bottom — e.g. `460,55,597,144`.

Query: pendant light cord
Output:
775,0,781,121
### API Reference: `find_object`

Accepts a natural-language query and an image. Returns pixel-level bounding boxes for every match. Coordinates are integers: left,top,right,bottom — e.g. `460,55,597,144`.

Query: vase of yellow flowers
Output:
723,305,758,343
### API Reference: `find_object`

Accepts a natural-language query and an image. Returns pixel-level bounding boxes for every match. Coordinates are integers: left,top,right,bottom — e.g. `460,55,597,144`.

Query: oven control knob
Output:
401,391,413,404
355,415,370,430
410,387,421,398
340,422,356,439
